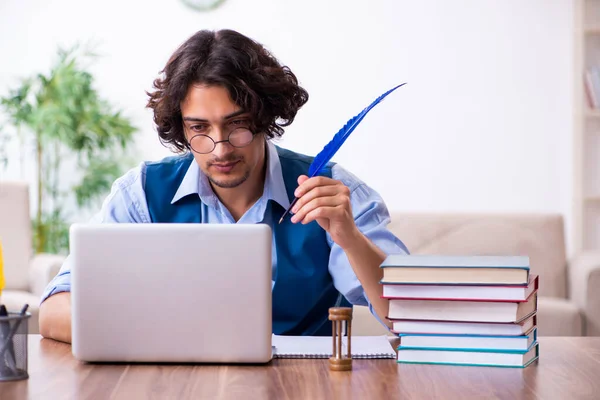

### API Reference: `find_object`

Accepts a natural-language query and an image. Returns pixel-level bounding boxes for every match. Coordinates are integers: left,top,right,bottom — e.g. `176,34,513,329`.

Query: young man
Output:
39,29,408,343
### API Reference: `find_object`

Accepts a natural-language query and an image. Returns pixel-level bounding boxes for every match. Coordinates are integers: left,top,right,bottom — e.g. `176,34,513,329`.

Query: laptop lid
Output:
70,223,272,363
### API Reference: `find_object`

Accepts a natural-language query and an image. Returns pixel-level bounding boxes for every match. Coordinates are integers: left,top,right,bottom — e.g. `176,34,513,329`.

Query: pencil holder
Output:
0,311,30,382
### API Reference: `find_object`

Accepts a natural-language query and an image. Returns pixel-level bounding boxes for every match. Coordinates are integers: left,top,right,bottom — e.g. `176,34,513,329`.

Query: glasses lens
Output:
189,135,215,154
229,128,254,148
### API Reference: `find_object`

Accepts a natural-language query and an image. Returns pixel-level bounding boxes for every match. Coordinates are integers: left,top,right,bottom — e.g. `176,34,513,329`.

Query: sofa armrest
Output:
568,251,600,336
28,253,66,298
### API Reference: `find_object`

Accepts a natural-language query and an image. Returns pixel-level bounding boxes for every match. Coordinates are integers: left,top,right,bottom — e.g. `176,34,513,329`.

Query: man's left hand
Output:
290,175,360,249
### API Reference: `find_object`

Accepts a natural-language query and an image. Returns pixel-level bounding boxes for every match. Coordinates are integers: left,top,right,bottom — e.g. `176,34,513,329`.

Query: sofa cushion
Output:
0,290,40,334
352,305,393,336
387,213,567,298
0,182,33,290
537,296,583,336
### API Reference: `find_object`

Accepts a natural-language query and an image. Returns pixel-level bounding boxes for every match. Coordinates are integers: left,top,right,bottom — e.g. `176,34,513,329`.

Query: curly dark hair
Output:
146,29,309,152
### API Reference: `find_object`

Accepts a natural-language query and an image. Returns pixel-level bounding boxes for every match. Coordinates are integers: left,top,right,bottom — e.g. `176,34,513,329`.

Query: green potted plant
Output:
0,45,137,254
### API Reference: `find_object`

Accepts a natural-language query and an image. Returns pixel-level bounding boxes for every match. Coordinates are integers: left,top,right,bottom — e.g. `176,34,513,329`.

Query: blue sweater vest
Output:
143,145,351,336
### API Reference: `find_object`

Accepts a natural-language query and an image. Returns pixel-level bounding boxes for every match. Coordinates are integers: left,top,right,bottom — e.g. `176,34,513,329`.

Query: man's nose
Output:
212,131,234,158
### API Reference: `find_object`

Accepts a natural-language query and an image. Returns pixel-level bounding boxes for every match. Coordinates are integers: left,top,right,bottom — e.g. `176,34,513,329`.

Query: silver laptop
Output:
70,223,273,363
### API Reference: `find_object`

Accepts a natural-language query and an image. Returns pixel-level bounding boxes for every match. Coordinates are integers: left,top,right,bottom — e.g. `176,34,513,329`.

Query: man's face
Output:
181,84,265,189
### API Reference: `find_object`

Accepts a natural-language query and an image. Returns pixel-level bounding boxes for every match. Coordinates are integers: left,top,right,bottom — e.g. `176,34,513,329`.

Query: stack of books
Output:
382,255,539,368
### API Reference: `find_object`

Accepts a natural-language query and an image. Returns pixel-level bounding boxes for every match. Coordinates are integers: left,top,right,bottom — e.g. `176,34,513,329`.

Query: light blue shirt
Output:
41,141,408,321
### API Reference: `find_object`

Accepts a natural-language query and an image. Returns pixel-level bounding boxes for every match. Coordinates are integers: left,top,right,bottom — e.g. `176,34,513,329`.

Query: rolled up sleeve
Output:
327,165,409,318
40,256,73,302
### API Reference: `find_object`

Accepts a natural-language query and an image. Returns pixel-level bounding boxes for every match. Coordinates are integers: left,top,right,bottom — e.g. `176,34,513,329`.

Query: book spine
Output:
585,69,598,108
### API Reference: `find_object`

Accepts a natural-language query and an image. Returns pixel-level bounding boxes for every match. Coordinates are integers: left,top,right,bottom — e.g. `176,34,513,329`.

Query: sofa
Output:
0,182,65,334
2,180,599,337
353,212,600,337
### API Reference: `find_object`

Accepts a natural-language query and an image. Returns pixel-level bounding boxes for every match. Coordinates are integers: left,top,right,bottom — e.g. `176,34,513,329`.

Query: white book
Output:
388,293,538,323
392,314,536,336
383,275,538,301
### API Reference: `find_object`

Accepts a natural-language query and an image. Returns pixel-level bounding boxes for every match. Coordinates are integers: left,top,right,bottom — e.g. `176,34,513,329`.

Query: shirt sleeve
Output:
327,164,409,326
39,164,151,304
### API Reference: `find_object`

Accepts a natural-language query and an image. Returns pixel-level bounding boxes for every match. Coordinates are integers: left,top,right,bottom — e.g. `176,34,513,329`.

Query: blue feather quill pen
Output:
278,82,407,224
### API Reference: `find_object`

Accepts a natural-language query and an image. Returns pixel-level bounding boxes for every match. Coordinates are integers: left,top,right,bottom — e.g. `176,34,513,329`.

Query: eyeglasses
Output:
188,127,255,154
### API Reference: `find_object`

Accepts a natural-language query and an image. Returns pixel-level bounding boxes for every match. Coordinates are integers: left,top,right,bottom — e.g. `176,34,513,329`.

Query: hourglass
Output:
328,307,353,371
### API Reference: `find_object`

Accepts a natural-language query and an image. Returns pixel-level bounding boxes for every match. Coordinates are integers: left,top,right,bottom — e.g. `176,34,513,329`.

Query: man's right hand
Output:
39,292,72,344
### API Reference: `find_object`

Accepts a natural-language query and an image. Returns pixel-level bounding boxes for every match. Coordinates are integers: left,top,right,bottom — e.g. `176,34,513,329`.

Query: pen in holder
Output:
0,304,30,382
328,307,352,371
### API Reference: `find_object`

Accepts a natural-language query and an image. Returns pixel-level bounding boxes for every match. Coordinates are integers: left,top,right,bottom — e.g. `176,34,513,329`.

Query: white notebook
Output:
272,335,396,359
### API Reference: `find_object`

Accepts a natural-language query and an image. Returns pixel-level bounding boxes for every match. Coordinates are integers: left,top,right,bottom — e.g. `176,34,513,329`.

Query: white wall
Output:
0,0,574,252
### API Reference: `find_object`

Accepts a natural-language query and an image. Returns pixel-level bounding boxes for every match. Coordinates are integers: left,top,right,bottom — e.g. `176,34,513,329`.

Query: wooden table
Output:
1,336,600,399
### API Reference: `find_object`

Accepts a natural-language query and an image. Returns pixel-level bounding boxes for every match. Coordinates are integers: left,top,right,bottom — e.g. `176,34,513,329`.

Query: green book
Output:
397,342,539,368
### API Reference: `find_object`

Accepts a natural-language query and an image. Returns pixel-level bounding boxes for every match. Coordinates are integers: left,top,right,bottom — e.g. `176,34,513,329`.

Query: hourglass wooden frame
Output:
328,307,353,371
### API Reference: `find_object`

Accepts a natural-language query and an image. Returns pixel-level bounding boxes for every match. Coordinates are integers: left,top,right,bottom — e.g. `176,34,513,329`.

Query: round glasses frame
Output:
188,127,255,154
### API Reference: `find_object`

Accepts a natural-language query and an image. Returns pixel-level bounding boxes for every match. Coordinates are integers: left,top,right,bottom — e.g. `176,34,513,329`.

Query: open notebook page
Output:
272,335,396,359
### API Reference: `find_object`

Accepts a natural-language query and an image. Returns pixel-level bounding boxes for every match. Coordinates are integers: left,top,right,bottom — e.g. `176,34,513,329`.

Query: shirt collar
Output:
264,140,291,209
170,140,291,210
